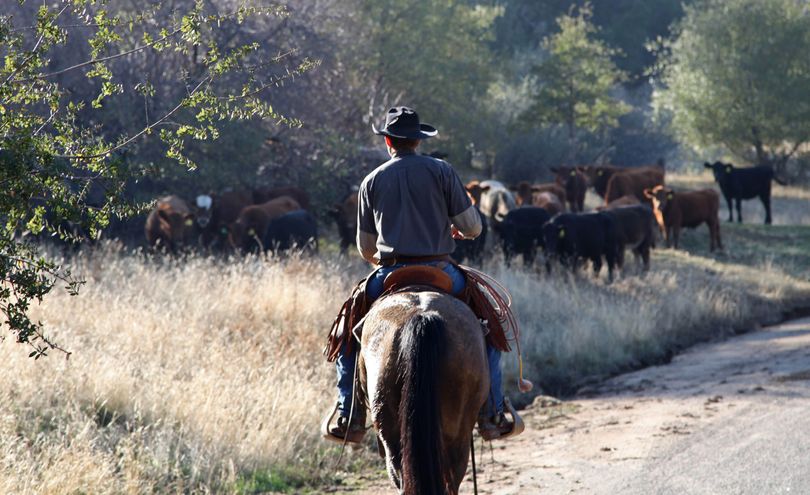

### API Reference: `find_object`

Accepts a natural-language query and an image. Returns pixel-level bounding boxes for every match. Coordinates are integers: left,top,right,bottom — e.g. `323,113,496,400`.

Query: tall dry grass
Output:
494,249,810,399
1,247,369,494
2,237,810,493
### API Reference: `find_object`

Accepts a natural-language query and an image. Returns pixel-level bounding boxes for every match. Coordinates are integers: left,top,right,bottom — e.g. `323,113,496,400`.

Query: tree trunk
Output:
751,126,769,165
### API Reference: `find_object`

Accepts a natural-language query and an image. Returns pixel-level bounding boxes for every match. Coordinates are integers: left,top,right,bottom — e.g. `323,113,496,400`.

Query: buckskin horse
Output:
359,288,489,494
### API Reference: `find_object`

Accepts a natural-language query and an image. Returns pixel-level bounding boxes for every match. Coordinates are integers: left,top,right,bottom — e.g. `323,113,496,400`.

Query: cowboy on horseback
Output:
323,106,524,445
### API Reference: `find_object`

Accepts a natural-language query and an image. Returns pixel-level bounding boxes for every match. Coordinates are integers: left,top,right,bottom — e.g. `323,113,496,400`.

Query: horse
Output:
358,290,489,495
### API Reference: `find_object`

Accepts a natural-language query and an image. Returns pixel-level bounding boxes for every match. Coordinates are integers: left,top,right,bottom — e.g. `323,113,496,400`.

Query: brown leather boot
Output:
477,411,514,441
477,397,525,441
327,414,366,444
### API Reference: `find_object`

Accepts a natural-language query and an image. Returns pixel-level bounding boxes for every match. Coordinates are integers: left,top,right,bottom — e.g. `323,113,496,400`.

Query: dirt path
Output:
345,316,810,494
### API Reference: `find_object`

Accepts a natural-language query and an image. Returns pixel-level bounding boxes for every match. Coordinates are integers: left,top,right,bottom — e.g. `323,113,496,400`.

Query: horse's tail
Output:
398,312,447,495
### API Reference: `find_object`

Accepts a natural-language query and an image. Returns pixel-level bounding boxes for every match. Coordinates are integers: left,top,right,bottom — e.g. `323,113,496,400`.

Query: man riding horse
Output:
323,106,523,445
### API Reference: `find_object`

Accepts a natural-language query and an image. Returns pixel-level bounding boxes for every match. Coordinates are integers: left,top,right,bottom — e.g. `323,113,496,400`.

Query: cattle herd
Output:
145,185,318,254
144,160,783,274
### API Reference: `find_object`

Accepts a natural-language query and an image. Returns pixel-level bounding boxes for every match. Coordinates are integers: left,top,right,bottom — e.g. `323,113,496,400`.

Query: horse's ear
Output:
479,184,491,192
704,162,712,169
643,188,653,199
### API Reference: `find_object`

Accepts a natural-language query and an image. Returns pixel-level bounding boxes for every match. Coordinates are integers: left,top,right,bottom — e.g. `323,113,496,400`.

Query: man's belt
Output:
378,254,452,267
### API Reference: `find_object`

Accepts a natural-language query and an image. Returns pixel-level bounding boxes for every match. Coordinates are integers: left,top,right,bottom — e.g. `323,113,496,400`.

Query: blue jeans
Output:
335,262,504,418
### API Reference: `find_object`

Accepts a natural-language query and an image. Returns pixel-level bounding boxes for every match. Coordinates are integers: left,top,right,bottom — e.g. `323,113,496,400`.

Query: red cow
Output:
329,190,359,253
145,195,196,252
605,167,666,204
551,167,587,212
194,189,254,249
595,194,641,211
253,186,311,211
644,186,722,251
228,196,302,251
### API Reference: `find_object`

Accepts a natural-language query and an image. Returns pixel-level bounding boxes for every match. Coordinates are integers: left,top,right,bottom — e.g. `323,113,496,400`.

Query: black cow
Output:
602,205,656,272
493,207,551,267
262,209,318,255
452,206,488,264
704,161,785,224
542,212,619,281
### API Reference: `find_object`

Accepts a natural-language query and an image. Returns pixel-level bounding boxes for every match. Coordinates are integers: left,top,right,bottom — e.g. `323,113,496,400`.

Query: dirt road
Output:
349,316,810,494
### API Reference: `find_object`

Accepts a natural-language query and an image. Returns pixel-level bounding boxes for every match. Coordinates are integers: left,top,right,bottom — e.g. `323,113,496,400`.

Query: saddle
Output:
322,262,527,444
382,264,453,294
323,262,514,362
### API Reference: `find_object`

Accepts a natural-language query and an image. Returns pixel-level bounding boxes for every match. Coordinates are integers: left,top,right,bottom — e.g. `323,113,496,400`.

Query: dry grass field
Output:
3,175,810,493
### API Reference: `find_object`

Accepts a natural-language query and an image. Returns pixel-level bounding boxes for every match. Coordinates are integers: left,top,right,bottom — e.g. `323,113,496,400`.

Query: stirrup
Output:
320,402,341,443
320,402,366,445
499,397,525,440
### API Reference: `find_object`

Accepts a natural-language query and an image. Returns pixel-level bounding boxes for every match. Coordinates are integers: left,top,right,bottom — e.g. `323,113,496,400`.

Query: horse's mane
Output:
397,311,447,495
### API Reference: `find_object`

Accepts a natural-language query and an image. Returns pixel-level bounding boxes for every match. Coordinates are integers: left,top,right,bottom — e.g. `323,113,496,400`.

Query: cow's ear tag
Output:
570,170,576,176
185,219,193,226
597,170,604,176
248,228,255,236
667,192,674,200
220,227,228,235
559,228,566,239
725,166,732,174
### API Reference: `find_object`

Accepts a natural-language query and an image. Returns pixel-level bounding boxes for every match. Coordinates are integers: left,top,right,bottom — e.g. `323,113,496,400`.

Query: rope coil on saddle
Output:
460,265,534,393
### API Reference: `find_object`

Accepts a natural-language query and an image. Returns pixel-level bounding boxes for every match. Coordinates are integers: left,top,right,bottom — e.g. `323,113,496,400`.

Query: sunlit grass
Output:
2,225,810,492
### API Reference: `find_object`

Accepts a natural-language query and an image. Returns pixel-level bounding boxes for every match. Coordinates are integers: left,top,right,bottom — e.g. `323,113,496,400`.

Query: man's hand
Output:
451,225,465,240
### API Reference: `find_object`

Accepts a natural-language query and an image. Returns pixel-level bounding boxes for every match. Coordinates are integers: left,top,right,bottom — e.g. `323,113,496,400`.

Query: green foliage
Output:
233,468,306,494
0,1,312,355
522,4,631,164
653,0,810,173
350,0,502,159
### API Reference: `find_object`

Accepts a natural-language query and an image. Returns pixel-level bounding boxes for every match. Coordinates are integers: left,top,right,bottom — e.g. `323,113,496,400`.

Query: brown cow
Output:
644,186,722,251
605,167,666,204
595,194,641,211
329,190,359,253
579,165,621,198
195,189,254,250
253,186,311,211
512,181,534,207
145,195,196,252
551,167,587,212
512,181,567,210
531,192,564,216
228,196,302,251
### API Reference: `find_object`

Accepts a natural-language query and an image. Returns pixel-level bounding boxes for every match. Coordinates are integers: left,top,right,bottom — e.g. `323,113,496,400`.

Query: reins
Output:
470,435,478,495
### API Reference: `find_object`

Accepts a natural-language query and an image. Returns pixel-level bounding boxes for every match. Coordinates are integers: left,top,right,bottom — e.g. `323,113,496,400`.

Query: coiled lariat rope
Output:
461,265,534,393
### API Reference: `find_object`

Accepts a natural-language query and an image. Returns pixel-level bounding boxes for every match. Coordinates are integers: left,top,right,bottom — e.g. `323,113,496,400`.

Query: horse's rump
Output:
360,291,488,495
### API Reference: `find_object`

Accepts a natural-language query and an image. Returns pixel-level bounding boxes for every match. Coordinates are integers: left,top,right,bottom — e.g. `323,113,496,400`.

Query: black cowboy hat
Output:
372,106,438,140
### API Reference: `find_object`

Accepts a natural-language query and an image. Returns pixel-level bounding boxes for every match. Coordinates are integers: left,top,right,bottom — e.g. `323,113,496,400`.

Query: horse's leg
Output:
446,438,473,495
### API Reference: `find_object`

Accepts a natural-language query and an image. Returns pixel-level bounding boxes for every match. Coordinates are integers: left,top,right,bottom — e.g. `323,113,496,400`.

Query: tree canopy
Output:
0,0,313,356
653,0,810,173
522,5,630,165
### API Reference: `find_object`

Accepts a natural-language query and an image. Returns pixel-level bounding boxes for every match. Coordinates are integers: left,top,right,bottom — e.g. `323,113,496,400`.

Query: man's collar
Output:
392,148,417,158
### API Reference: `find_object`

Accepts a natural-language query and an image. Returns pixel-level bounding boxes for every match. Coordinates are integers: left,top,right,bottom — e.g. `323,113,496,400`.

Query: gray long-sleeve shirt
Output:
356,149,480,262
